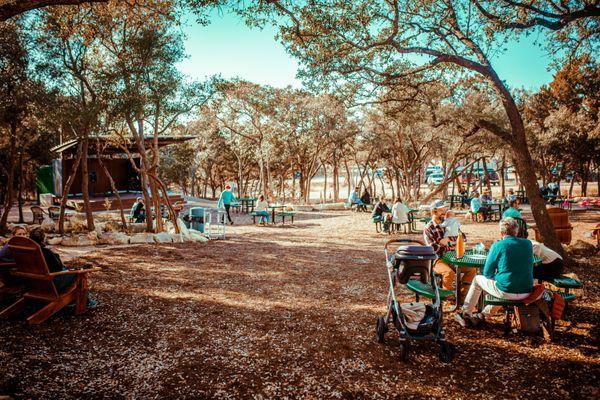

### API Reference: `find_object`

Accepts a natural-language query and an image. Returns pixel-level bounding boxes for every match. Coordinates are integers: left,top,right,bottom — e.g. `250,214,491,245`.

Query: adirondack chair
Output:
0,237,100,325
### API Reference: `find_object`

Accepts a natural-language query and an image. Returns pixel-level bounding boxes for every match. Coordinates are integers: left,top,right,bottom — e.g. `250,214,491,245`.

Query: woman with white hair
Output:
455,217,534,327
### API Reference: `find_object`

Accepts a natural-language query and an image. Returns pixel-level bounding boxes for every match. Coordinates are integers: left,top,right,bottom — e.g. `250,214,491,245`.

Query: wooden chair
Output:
48,206,61,221
0,237,100,325
593,223,600,250
30,206,45,224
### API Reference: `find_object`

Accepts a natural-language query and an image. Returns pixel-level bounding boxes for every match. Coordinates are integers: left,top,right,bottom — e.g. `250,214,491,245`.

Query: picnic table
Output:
407,209,421,232
268,204,286,223
558,199,576,211
447,194,464,209
441,249,542,311
516,189,528,204
238,197,257,213
485,201,505,221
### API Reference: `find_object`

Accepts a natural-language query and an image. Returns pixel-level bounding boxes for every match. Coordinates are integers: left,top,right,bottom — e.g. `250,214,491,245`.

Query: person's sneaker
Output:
454,312,473,328
87,299,98,309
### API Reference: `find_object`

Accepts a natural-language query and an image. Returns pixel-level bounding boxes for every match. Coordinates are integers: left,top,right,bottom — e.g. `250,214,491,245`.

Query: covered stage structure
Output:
39,136,193,211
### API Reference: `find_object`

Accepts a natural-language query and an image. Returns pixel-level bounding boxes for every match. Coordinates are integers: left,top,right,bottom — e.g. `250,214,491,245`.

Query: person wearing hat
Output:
423,200,475,303
217,185,238,225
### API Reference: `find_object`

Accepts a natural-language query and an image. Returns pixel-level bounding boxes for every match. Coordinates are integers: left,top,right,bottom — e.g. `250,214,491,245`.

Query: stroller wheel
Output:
376,316,387,343
439,341,456,363
398,340,409,362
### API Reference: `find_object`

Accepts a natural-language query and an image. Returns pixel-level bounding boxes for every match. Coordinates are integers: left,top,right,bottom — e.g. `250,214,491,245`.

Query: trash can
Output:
189,207,205,233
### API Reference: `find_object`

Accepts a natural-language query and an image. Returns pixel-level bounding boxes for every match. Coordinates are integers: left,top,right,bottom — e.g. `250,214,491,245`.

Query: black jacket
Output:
371,201,390,218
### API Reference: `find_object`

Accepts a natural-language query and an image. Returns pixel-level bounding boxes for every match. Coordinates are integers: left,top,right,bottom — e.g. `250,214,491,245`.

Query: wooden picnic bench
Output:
0,237,100,325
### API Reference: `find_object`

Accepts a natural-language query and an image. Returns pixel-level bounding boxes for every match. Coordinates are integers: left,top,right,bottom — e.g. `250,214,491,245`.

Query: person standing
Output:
218,185,237,225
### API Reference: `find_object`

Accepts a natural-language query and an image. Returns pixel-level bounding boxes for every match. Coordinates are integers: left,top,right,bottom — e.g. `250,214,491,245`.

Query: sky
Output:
178,10,555,91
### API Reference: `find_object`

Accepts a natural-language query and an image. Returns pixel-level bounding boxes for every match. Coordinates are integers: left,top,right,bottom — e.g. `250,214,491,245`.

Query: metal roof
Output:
50,136,195,155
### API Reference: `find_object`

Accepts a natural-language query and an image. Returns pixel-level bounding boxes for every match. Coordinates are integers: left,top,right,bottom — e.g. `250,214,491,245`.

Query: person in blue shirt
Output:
455,218,533,327
217,185,238,225
470,191,488,220
502,199,523,219
348,187,366,212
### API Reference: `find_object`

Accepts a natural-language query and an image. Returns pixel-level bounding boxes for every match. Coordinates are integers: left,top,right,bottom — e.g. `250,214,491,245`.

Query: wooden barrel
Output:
547,207,573,245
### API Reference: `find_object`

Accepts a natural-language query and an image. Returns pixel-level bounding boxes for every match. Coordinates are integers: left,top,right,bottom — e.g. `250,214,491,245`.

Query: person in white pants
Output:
456,218,534,327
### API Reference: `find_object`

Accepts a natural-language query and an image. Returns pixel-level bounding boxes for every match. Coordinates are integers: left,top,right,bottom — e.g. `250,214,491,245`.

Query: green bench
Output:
406,280,454,302
278,211,296,224
372,216,383,233
249,211,263,224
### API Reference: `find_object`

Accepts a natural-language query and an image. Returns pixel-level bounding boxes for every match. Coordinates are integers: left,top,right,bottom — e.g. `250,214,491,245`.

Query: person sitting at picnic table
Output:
130,197,145,223
502,198,522,219
29,228,97,307
217,185,237,225
423,200,475,303
505,188,517,204
470,191,488,221
360,189,371,208
530,240,564,281
455,218,533,327
254,194,270,225
481,189,493,204
391,197,410,225
372,197,392,232
349,187,366,212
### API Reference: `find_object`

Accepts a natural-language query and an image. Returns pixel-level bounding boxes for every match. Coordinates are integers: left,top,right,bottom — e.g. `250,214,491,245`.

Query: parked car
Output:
426,172,445,185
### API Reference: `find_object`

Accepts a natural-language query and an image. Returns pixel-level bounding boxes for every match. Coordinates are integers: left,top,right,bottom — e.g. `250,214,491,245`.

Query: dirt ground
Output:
0,208,599,399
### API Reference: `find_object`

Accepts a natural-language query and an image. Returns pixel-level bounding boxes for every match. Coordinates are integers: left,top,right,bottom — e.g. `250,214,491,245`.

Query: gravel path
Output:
1,210,598,399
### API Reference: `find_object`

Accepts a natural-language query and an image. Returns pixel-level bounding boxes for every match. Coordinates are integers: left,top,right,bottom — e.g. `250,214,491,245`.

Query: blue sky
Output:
178,10,554,90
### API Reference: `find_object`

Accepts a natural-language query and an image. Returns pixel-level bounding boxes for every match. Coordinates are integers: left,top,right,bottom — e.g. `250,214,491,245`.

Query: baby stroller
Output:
375,239,455,362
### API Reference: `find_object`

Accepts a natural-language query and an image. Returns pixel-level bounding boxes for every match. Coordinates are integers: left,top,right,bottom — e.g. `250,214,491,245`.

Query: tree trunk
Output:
80,135,95,231
482,157,492,192
58,144,83,234
332,154,339,202
322,162,327,202
344,158,352,198
97,158,128,230
0,122,17,233
512,137,564,254
17,151,24,224
500,155,506,197
148,173,180,234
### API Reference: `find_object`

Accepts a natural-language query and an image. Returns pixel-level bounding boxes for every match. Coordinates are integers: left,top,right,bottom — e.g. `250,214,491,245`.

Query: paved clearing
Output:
1,210,598,399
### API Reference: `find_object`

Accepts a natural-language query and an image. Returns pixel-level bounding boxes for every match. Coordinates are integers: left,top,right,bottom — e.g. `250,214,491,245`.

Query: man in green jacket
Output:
455,217,534,327
217,185,238,225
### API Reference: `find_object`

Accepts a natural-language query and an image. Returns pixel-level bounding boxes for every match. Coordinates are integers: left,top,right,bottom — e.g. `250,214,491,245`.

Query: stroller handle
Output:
384,238,425,251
